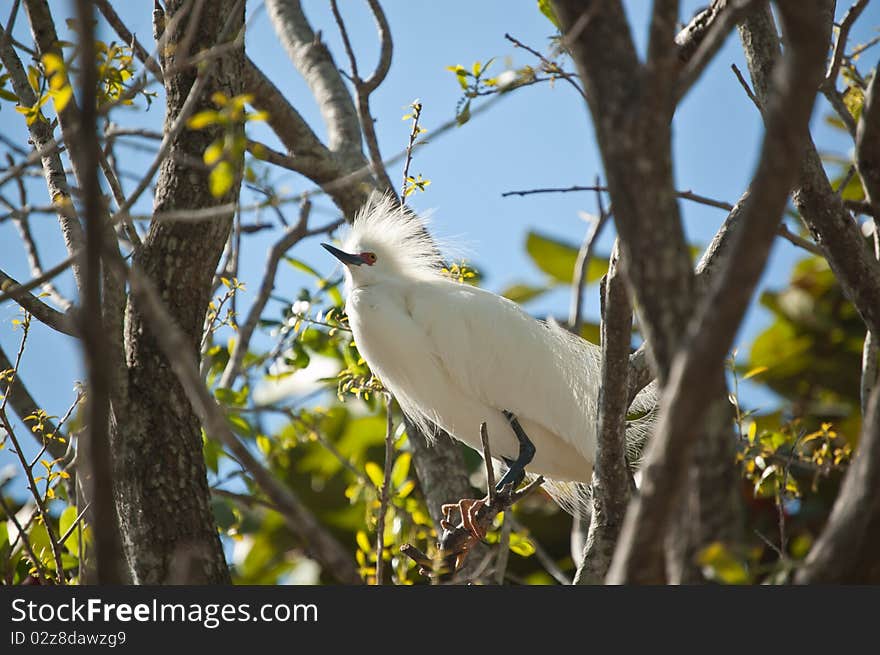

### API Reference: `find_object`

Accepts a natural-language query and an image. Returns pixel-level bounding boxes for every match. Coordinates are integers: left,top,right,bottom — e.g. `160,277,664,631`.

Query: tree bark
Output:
113,0,245,584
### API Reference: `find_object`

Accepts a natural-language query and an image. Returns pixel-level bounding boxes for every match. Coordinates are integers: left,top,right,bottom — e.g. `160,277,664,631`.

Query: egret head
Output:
322,193,443,289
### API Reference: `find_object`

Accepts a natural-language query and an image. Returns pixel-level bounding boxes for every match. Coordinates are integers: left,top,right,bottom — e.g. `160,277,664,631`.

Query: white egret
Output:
322,194,652,515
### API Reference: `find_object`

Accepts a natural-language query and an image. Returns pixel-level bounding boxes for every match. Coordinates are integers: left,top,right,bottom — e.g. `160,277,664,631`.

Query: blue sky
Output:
1,0,878,468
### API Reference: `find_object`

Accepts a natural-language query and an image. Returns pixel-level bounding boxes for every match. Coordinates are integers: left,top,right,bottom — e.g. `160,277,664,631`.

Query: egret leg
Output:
494,410,536,492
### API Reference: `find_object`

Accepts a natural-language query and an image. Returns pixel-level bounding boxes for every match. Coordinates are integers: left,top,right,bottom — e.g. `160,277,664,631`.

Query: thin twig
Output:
0,320,65,581
401,100,423,204
328,0,396,196
508,514,571,585
480,422,496,504
731,63,761,110
375,394,395,585
218,199,314,388
504,32,586,100
57,502,91,548
825,0,869,87
494,515,512,585
569,177,610,333
0,494,49,584
502,183,735,211
0,268,77,336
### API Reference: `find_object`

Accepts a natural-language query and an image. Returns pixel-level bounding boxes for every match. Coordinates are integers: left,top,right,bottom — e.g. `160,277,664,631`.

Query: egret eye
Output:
361,252,377,266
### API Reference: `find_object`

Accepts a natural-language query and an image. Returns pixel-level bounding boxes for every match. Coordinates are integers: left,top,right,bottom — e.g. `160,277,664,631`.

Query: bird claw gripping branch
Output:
400,421,545,583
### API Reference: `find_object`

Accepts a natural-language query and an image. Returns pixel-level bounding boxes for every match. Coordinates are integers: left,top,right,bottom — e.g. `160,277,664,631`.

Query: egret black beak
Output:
321,243,364,267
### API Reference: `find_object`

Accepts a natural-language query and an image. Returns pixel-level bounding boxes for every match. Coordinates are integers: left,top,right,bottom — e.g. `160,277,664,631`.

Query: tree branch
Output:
328,0,397,196
218,199,312,389
0,20,85,292
575,241,634,583
739,4,880,338
676,0,762,102
0,269,77,336
608,0,830,583
554,0,695,383
74,0,123,585
264,0,364,160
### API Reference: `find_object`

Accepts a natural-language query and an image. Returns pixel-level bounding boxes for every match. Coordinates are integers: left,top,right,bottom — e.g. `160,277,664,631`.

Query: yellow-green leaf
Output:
356,530,371,553
203,139,224,166
364,461,384,488
743,365,768,380
391,452,411,488
187,109,220,129
697,542,750,584
209,160,234,197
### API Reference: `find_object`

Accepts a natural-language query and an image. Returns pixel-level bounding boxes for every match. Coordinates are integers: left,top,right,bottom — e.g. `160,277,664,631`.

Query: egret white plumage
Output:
322,194,653,514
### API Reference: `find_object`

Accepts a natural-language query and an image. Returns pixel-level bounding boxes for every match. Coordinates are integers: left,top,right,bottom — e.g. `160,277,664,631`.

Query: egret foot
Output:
494,410,536,492
441,498,488,541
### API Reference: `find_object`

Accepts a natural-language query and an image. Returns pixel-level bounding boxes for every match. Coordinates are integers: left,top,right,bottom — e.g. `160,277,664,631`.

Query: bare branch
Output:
5,154,71,309
740,4,880,338
0,21,85,292
243,58,370,218
73,0,123,585
264,0,364,159
856,53,880,212
575,241,634,583
0,269,77,336
554,0,695,382
676,0,762,102
0,253,77,306
504,32,587,100
608,0,831,583
329,0,396,196
502,183,734,211
374,394,394,585
218,199,312,388
569,182,610,334
824,0,869,88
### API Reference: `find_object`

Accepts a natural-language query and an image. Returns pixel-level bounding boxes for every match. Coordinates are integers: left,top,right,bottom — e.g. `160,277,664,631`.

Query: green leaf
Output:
364,461,384,488
697,542,750,585
227,413,253,437
509,533,535,557
742,365,768,380
356,530,372,553
525,230,607,285
256,434,272,455
211,498,236,531
391,452,411,488
215,386,249,406
537,0,561,29
500,283,549,304
59,506,84,558
284,257,323,278
203,435,221,474
187,109,220,129
203,139,224,166
209,160,234,197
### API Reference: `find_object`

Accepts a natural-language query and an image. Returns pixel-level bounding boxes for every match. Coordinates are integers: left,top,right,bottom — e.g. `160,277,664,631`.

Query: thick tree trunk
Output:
112,0,245,584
